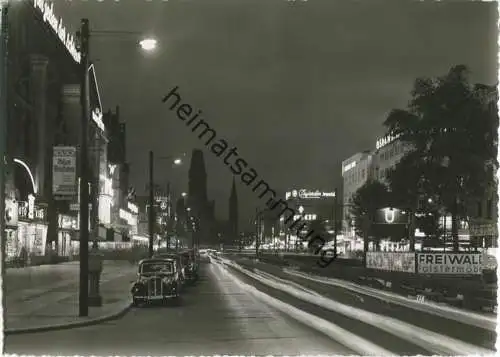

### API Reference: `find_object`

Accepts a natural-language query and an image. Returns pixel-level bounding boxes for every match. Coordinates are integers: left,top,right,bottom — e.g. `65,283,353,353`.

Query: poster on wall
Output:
53,146,77,199
417,253,483,275
366,252,415,273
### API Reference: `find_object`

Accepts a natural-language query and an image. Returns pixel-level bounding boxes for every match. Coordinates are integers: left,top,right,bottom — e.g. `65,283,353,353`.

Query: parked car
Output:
179,249,199,282
153,253,186,287
131,258,182,306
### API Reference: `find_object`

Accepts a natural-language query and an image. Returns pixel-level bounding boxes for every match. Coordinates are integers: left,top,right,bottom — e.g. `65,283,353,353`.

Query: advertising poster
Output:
417,253,483,275
52,146,77,199
366,252,416,273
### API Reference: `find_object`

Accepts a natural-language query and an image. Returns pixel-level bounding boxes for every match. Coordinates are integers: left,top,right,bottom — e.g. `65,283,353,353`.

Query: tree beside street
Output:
349,180,391,250
383,65,498,251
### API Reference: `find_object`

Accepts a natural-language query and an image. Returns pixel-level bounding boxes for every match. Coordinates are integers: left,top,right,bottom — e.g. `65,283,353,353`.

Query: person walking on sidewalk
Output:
88,241,104,306
19,246,28,267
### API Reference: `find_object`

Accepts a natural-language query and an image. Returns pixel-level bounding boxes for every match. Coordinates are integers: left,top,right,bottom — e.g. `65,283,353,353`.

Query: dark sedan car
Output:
153,253,186,287
131,258,182,306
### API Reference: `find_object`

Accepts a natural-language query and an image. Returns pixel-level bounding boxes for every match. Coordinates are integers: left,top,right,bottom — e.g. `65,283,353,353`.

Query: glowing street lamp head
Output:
173,158,182,165
181,192,187,197
139,38,157,51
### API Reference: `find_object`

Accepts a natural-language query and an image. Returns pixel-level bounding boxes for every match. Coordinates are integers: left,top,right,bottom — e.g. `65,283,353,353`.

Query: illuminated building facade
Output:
371,134,413,184
4,0,82,263
341,151,373,233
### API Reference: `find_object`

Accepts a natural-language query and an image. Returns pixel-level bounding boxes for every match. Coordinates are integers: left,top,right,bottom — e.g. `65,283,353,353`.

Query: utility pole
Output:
78,18,90,318
0,3,9,292
148,150,154,258
333,187,338,257
166,181,170,251
255,208,260,256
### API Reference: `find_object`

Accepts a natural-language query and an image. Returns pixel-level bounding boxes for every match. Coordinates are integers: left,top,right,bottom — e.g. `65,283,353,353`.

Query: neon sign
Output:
286,189,336,200
384,208,395,223
128,202,138,214
376,133,401,150
92,108,106,132
33,0,81,63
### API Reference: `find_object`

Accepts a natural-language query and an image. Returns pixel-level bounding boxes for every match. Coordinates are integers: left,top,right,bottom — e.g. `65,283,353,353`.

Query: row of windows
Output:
345,168,366,185
378,142,406,162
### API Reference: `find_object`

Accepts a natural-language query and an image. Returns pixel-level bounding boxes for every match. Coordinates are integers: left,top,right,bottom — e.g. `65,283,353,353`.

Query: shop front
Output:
17,194,49,264
5,197,20,263
58,214,79,257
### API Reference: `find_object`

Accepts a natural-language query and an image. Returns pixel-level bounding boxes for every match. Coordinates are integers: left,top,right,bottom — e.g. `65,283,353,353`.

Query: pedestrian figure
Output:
19,246,28,267
88,240,103,305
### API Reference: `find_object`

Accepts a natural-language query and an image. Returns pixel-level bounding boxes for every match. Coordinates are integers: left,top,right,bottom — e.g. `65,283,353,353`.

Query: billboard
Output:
417,253,483,275
366,252,415,273
52,146,77,199
374,207,409,224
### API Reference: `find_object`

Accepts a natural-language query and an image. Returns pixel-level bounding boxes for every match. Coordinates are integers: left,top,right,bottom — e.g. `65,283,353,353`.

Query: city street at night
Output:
5,259,496,356
5,261,356,356
0,0,498,355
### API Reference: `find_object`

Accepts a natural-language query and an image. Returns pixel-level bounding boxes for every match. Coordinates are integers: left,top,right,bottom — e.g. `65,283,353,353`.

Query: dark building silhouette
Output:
188,149,208,205
187,149,211,246
228,177,239,247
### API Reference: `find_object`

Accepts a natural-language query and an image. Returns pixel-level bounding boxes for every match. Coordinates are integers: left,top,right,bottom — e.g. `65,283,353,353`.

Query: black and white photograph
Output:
1,0,498,355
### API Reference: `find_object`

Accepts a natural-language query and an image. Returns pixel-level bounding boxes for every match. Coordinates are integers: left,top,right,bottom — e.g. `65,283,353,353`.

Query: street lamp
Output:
76,21,159,317
148,151,184,258
181,192,187,197
139,38,157,51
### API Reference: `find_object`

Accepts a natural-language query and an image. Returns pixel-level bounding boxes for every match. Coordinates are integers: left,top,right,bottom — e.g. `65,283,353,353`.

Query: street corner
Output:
4,299,132,336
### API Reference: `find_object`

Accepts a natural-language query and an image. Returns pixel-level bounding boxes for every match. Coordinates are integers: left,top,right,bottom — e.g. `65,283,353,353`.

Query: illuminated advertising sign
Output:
285,189,336,200
128,202,138,214
58,214,78,230
18,196,46,222
33,0,81,63
120,209,138,226
366,252,415,273
5,199,18,227
374,207,409,224
92,108,106,132
376,133,401,150
417,253,483,275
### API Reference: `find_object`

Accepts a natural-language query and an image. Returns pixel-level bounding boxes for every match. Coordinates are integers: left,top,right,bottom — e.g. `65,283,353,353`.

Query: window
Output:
477,201,483,217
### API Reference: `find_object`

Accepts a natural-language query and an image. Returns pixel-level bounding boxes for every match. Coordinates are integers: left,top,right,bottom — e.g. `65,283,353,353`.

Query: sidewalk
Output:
4,261,138,334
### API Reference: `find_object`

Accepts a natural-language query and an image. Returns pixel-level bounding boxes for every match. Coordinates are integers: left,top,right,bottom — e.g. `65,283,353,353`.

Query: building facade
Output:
370,133,413,184
5,0,81,263
341,150,373,233
4,0,129,263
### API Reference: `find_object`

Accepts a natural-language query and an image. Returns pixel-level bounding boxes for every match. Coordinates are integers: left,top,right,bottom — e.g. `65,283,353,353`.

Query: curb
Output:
4,302,132,335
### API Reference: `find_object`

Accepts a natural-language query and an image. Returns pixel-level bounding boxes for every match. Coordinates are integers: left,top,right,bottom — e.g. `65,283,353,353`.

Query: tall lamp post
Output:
254,208,265,256
77,19,158,317
0,2,9,284
78,18,90,318
148,152,184,258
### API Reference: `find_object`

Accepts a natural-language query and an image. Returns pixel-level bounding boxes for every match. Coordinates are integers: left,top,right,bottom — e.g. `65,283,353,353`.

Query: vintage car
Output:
153,253,186,286
131,258,181,306
179,249,199,282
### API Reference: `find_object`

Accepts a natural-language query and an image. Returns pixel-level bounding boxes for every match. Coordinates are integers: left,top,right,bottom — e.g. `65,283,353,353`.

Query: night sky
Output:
55,0,498,228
